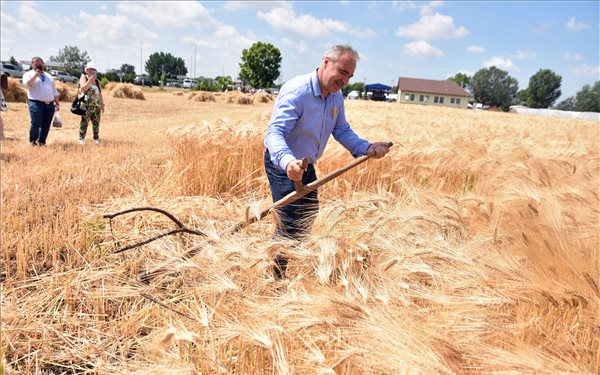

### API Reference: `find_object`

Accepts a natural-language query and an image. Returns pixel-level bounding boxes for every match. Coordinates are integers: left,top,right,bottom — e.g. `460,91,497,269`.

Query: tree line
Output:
25,44,599,113
448,67,599,112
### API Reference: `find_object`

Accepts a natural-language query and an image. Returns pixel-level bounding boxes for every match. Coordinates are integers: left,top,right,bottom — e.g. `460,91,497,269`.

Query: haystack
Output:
235,95,253,105
223,90,244,103
188,91,216,102
253,92,273,103
3,77,28,103
54,81,77,102
109,83,145,100
104,82,118,93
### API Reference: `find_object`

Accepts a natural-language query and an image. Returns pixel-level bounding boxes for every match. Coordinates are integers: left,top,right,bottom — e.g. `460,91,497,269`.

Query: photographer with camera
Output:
22,56,59,146
77,62,104,145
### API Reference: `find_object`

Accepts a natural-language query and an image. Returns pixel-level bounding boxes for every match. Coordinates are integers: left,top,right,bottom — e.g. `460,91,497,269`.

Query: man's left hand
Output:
367,142,391,159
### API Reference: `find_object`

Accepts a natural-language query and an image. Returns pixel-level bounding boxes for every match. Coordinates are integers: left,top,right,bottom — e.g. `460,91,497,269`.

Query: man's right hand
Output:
286,159,307,181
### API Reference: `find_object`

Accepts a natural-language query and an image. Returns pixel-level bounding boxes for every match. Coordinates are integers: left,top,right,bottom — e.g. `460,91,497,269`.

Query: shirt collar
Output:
310,68,322,98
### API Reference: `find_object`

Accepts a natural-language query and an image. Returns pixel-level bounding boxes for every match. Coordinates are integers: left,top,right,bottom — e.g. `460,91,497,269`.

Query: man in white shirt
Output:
22,57,59,146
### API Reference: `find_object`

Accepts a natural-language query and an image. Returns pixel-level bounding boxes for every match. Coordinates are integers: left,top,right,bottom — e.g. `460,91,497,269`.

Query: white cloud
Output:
420,1,444,16
572,64,600,79
566,17,590,31
466,45,485,53
2,3,60,33
281,37,309,54
512,49,536,60
563,51,585,61
256,3,374,38
395,12,468,40
117,1,216,29
402,40,443,57
531,22,551,35
77,11,158,47
484,57,519,71
19,3,60,32
223,1,282,12
392,1,419,12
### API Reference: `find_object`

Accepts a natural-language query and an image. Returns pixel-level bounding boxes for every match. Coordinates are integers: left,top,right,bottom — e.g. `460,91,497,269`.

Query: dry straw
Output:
3,77,28,102
54,81,77,102
109,83,146,100
0,95,598,374
188,91,216,102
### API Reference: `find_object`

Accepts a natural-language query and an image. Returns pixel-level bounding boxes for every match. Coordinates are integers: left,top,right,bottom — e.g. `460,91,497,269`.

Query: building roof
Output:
365,83,392,91
397,77,469,97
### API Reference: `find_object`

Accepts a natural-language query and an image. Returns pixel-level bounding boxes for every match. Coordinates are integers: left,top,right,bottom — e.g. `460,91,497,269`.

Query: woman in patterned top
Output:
78,62,104,144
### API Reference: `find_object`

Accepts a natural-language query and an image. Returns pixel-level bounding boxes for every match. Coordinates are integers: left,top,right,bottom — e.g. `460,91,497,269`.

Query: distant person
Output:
22,57,59,146
78,62,104,145
0,73,8,141
264,45,391,278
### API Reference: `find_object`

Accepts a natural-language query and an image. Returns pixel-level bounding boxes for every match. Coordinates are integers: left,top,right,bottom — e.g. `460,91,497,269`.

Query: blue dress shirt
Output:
264,69,370,171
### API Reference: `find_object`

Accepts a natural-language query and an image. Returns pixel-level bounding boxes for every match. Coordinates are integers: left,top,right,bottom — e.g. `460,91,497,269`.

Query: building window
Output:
450,98,455,104
420,95,424,102
434,96,439,103
456,98,461,105
424,96,429,102
439,97,444,104
404,94,410,101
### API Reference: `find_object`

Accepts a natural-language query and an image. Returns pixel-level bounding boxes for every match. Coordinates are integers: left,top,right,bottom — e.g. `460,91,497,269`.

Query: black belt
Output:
29,99,54,105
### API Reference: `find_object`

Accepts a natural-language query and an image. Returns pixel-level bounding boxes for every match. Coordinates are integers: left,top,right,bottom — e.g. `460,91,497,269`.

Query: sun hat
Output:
85,62,97,71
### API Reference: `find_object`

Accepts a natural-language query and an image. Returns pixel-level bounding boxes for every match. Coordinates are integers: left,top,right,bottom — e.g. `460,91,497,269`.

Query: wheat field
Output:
0,89,598,374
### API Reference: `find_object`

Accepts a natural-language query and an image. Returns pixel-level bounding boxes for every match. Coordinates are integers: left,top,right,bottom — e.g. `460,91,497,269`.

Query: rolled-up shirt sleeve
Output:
265,92,302,171
331,100,370,157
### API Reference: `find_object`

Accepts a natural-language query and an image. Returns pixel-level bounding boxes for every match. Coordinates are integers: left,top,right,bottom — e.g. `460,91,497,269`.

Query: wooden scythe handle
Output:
139,142,393,283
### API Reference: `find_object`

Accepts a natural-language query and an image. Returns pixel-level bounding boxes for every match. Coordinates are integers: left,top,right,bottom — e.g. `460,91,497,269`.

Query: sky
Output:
1,1,598,100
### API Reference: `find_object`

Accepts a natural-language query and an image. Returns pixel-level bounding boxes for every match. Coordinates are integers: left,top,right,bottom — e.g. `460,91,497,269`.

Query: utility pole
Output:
194,45,197,79
140,41,142,76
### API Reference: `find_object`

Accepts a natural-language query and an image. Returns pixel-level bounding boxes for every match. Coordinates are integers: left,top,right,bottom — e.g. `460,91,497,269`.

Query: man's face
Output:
321,53,356,95
33,59,44,71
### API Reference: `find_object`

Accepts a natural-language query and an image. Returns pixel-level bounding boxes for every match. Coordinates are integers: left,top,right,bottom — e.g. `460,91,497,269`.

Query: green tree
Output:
448,72,470,89
145,52,187,83
49,45,90,72
214,75,233,91
555,81,599,112
239,42,282,89
120,64,136,75
469,66,519,111
342,82,364,97
525,69,562,108
574,81,600,112
118,64,136,83
194,79,217,92
103,71,120,82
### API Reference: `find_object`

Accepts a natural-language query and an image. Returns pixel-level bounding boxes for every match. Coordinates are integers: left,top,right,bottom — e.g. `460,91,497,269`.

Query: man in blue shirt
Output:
264,45,391,278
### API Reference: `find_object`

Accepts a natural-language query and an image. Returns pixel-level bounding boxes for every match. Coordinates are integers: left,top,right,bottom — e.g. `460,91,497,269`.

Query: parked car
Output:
133,76,152,87
50,70,78,83
182,79,197,88
0,62,24,78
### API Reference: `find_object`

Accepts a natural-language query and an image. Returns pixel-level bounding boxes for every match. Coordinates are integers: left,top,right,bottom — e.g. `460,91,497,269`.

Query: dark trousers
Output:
264,150,319,277
264,150,319,239
28,100,55,145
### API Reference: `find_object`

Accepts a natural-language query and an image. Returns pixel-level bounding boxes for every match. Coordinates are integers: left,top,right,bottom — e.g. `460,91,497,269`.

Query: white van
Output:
182,79,197,88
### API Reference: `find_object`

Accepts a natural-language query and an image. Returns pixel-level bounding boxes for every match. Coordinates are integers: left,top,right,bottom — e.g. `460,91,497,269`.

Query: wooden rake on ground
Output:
104,143,393,284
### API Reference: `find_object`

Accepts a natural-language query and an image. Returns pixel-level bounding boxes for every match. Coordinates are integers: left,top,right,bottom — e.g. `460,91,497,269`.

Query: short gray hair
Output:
324,45,360,62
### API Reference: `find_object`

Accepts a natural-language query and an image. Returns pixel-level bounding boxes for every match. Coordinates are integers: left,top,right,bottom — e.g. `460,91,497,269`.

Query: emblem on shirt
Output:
331,106,339,120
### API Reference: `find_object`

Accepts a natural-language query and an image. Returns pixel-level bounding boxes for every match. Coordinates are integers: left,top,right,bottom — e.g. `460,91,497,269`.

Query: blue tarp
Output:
365,83,392,91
